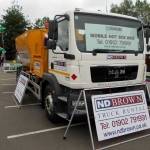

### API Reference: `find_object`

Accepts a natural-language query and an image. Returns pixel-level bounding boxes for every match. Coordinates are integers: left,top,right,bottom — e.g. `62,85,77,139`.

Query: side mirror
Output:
145,28,150,44
64,14,69,21
46,40,56,50
48,20,58,40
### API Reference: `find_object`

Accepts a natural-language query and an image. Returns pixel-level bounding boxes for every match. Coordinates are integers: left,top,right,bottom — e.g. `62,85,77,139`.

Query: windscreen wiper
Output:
92,49,109,56
92,49,125,56
92,49,139,56
120,50,139,56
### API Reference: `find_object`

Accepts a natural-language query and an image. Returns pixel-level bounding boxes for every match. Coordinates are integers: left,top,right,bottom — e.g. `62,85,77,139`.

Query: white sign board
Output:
92,90,150,141
14,75,28,103
85,24,139,51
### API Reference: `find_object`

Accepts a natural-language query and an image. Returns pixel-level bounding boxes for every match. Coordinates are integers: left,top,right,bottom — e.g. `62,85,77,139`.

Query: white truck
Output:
16,9,150,122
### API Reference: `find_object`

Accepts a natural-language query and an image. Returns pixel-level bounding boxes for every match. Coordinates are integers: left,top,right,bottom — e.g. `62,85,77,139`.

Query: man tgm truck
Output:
16,9,150,122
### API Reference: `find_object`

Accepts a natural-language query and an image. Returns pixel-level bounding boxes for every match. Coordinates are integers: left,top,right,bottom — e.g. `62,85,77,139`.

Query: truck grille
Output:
90,66,138,82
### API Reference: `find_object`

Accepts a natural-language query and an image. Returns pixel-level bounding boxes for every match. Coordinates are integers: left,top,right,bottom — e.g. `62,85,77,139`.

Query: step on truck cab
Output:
16,9,150,122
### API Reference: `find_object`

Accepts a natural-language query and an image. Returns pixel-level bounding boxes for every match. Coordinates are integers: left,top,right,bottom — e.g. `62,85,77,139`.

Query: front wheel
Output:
44,85,59,123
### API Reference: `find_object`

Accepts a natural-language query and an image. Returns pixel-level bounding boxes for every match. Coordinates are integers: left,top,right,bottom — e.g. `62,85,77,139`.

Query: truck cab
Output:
42,9,149,122
47,9,145,89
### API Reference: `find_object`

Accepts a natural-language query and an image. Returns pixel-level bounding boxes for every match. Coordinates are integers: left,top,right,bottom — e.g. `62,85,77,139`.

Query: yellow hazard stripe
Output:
48,69,70,77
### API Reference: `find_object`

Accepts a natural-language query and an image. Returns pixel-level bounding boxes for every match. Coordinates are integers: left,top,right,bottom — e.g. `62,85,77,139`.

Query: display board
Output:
92,90,150,141
14,74,28,104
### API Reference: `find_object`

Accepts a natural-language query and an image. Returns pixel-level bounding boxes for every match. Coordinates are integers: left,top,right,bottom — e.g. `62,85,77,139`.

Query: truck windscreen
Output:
74,13,144,53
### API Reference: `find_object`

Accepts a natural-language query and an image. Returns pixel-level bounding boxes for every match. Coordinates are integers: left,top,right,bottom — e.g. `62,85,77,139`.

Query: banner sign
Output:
85,23,139,51
14,75,28,103
92,90,150,141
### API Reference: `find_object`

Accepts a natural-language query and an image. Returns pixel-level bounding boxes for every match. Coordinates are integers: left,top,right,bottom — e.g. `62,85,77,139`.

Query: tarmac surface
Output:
0,70,150,150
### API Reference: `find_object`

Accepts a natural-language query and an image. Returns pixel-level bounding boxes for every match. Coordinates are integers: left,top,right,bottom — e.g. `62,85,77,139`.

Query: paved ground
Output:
1,70,150,150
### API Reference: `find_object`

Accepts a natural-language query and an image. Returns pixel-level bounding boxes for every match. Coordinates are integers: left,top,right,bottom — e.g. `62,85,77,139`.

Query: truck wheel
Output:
44,85,58,123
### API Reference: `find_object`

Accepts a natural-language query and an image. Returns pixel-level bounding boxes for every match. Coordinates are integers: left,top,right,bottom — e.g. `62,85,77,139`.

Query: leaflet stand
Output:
63,89,96,150
12,94,22,109
14,72,29,107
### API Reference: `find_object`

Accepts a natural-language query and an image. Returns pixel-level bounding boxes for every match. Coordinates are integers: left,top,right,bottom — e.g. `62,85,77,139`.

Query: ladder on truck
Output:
20,71,41,100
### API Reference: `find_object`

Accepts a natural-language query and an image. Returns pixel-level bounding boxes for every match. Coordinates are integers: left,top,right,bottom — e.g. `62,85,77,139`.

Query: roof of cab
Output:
73,8,139,21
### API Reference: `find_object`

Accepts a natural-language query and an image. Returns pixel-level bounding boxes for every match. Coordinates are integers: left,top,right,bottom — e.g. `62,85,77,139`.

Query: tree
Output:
2,4,28,60
0,19,5,47
111,0,150,24
134,0,150,23
111,0,135,16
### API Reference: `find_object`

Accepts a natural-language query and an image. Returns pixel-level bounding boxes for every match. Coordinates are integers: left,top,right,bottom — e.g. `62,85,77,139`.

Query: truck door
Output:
48,18,70,82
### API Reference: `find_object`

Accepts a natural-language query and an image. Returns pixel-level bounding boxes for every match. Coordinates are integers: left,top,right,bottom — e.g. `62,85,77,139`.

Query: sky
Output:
0,0,138,22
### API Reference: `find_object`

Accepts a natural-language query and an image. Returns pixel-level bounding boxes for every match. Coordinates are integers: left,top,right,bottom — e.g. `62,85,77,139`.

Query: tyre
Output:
44,85,59,123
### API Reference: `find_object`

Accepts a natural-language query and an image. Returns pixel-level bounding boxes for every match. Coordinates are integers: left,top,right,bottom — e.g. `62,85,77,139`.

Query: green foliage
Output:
2,4,28,60
0,19,4,46
34,17,49,28
111,0,150,24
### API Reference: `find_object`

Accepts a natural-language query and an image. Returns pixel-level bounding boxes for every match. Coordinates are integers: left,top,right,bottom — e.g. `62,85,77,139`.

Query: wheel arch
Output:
41,73,62,101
